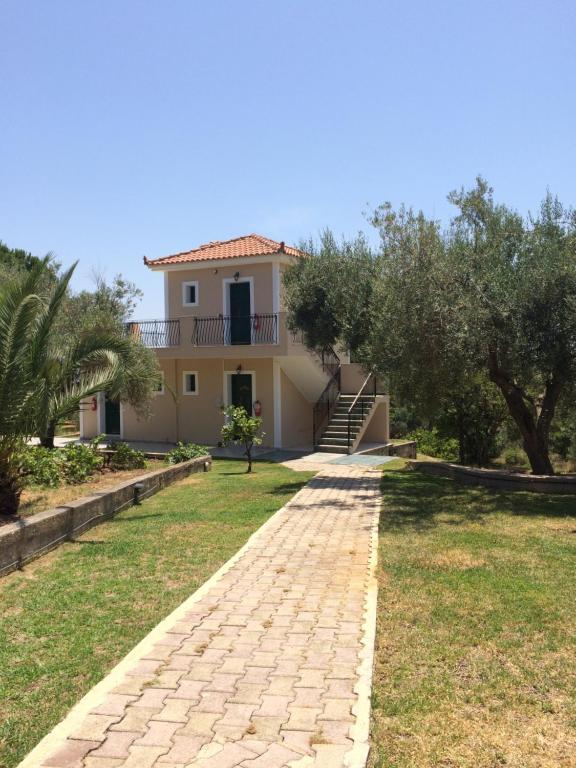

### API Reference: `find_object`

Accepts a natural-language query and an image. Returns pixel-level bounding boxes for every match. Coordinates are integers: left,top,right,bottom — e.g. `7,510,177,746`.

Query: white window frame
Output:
182,280,199,307
182,370,199,396
154,371,165,396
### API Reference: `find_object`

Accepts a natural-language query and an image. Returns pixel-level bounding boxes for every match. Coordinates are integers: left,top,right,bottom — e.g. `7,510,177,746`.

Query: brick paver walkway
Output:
21,465,381,768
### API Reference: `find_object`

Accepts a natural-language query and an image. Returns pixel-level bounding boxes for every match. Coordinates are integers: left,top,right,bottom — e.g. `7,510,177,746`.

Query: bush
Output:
61,443,104,484
502,446,528,468
406,427,459,461
20,447,63,487
108,441,147,470
390,404,420,439
165,442,207,465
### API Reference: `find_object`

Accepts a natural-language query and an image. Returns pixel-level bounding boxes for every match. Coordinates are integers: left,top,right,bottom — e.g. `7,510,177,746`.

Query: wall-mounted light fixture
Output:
233,271,240,282
213,268,218,275
236,364,242,374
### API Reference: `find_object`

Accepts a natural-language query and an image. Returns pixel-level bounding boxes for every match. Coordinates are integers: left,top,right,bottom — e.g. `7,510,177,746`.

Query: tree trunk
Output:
0,469,22,516
40,422,56,449
488,352,559,475
456,400,466,465
244,443,253,473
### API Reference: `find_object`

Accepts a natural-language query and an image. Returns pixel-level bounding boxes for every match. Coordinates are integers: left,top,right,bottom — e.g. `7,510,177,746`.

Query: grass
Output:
369,464,576,768
0,459,313,768
16,460,165,519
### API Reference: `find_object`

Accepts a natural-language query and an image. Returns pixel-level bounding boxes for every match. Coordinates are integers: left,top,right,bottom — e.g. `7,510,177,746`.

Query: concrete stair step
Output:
316,444,349,454
331,417,364,425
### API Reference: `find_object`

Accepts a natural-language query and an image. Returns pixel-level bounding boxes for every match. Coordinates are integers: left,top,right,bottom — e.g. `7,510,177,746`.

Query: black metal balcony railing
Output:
192,314,278,346
126,320,180,348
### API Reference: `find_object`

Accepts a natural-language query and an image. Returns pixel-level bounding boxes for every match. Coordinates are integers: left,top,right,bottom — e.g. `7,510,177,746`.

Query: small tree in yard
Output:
221,406,264,473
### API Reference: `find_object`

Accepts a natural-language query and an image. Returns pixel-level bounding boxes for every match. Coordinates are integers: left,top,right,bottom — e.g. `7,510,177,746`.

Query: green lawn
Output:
0,459,313,768
370,466,576,768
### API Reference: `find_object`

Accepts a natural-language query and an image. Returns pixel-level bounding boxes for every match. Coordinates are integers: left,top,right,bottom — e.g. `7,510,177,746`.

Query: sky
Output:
1,0,575,318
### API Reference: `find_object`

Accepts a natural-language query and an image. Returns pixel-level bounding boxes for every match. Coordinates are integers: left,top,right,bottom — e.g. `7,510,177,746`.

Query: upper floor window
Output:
182,281,199,307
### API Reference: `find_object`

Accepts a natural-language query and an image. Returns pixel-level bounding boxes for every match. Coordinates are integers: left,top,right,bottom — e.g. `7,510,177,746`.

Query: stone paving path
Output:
21,465,381,768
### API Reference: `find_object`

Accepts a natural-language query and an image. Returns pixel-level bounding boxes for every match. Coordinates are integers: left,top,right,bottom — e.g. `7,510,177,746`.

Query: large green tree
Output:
369,179,576,474
283,230,377,353
285,181,576,474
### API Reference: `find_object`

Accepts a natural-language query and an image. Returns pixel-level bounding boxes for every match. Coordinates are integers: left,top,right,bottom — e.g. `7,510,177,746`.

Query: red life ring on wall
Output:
90,396,98,412
253,400,262,417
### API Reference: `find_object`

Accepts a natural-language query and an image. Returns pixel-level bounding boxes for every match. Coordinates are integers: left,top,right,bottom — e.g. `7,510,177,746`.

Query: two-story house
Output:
80,234,389,452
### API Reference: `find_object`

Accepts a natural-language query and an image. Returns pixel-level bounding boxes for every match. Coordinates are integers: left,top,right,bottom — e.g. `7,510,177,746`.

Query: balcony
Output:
192,314,278,346
127,314,280,349
126,320,180,348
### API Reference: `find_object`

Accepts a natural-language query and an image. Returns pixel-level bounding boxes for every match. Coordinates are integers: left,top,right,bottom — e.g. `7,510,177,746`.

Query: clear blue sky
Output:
2,0,574,318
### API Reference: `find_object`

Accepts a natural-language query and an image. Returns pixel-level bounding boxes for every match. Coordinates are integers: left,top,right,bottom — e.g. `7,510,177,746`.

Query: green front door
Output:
229,282,251,345
104,396,121,435
231,374,253,415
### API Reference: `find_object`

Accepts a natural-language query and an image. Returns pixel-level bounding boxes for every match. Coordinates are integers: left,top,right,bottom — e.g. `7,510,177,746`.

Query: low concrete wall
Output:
389,441,417,459
409,460,576,494
0,456,212,578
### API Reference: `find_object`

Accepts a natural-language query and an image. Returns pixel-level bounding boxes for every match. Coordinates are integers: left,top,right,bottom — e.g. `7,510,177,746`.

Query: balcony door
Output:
228,281,251,345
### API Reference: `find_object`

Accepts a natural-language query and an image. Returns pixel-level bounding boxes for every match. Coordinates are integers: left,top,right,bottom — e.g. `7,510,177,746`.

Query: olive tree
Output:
369,179,576,474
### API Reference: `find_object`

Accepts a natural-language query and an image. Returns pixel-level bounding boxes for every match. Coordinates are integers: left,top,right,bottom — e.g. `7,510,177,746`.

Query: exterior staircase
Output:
316,393,377,453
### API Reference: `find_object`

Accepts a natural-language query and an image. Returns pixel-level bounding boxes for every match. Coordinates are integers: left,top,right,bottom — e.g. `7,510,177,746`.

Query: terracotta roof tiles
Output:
145,234,305,267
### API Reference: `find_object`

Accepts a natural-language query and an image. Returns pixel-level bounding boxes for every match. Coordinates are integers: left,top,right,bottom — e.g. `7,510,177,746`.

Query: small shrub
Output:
502,446,528,468
221,406,264,473
109,442,146,470
61,443,104,484
20,447,63,488
165,442,207,465
406,427,459,462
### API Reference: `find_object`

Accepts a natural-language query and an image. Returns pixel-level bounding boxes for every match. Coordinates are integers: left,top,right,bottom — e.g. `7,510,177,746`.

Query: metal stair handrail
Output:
312,346,342,449
347,372,378,452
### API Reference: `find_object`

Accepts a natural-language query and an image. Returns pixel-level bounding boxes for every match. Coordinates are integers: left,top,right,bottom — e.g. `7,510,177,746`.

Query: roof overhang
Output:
146,252,300,272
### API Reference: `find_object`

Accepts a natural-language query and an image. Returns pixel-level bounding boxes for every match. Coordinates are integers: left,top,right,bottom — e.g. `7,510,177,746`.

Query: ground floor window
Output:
183,371,198,395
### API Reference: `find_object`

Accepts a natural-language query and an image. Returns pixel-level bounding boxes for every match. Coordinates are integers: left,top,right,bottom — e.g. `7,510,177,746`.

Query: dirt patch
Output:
420,549,486,570
11,461,165,521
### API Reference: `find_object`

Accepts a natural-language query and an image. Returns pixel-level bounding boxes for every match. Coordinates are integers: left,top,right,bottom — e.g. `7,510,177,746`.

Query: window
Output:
154,372,165,395
182,371,198,395
182,281,199,307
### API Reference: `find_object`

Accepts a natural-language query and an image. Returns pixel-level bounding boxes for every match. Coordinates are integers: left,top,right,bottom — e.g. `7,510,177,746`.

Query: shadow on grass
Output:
380,468,576,533
267,481,309,496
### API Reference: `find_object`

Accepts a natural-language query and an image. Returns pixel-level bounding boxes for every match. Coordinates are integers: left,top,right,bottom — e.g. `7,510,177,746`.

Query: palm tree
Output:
0,258,65,513
0,259,159,514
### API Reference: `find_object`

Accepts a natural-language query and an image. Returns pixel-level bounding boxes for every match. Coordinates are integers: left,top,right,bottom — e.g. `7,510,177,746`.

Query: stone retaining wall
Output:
409,459,576,494
389,440,418,459
0,455,212,578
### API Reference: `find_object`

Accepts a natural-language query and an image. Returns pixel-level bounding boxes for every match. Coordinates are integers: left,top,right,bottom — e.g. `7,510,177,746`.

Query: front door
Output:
231,374,253,415
104,395,121,435
229,282,251,345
